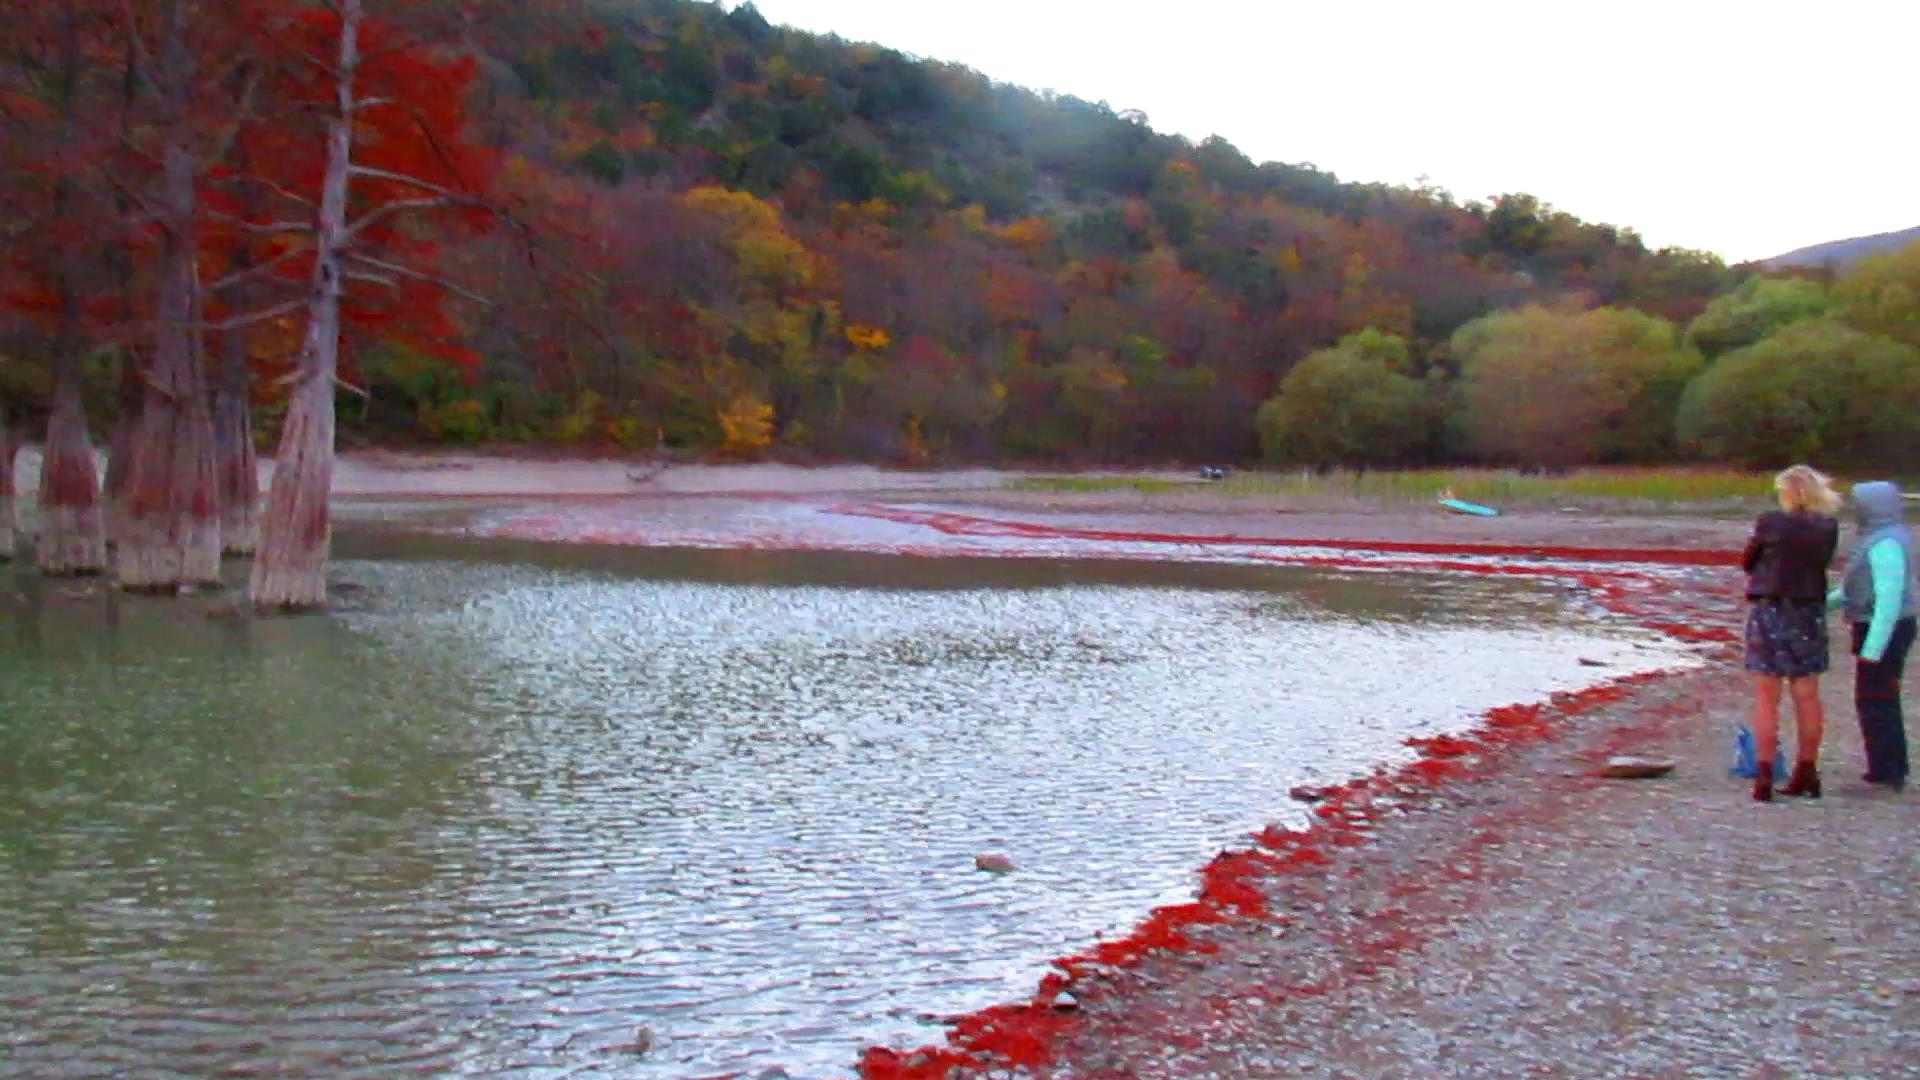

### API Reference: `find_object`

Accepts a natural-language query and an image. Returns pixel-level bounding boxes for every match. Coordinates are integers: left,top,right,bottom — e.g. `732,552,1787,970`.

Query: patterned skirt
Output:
1743,600,1830,678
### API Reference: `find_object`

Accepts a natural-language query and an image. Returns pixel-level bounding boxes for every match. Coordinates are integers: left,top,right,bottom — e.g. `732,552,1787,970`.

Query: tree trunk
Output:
35,8,105,577
0,413,16,561
251,0,358,611
213,330,258,555
37,360,107,576
118,4,221,593
118,155,222,591
102,354,142,549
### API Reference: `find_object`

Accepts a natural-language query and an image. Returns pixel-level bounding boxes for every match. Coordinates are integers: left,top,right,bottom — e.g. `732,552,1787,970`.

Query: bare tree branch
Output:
344,269,397,287
347,164,470,200
207,210,313,234
199,297,306,331
207,243,312,293
346,196,452,240
346,253,492,307
209,172,317,210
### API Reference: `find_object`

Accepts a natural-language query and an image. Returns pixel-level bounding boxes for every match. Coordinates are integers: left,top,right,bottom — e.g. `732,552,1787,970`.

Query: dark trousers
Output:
1852,617,1916,783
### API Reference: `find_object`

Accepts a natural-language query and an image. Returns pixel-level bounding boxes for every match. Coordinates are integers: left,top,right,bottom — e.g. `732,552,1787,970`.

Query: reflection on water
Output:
0,543,1692,1078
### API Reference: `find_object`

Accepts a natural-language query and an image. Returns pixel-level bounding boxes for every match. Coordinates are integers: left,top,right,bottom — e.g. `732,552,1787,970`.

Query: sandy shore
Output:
1013,655,1920,1080
10,448,1755,556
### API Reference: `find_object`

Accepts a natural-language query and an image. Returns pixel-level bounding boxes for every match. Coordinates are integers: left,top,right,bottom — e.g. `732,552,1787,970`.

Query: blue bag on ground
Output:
1728,723,1788,778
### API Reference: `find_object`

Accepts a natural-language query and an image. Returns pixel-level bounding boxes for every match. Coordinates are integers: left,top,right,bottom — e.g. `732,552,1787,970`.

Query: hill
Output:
1765,226,1920,270
358,0,1735,462
0,0,1738,467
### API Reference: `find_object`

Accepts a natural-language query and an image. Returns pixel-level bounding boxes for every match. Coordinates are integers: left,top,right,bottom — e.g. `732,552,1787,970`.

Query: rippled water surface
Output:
0,541,1691,1078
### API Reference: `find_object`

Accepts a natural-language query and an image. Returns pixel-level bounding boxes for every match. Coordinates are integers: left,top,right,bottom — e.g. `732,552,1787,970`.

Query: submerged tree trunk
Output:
102,354,142,549
0,412,16,560
119,6,221,592
35,8,105,576
213,330,258,555
37,360,107,576
252,0,359,610
119,165,222,590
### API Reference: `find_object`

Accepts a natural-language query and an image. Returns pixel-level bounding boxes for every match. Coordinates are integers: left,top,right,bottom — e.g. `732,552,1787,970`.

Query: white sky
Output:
738,0,1916,263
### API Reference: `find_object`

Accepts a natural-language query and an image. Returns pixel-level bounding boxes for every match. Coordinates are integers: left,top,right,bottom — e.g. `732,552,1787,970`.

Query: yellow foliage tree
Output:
717,394,776,454
845,324,891,350
682,185,815,289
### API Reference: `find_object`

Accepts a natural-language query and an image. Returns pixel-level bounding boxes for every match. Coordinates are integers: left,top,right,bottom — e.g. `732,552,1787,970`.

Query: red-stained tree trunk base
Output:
214,388,258,557
37,397,107,577
117,396,223,593
0,442,16,561
0,415,16,560
250,383,334,611
103,369,141,551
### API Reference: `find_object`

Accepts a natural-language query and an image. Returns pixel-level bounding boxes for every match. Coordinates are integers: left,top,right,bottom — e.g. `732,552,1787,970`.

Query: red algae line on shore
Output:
834,504,1742,569
854,546,1739,1080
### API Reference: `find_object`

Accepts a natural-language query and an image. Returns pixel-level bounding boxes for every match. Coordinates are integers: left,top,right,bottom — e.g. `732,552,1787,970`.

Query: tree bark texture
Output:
0,413,16,561
213,330,258,555
37,362,107,576
102,354,142,549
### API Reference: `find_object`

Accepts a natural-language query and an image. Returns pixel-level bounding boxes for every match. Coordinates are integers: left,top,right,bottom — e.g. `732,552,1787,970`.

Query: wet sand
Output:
310,452,1751,558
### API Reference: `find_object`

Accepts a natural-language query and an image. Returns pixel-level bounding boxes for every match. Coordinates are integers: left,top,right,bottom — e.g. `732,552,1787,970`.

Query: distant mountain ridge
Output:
1765,225,1920,269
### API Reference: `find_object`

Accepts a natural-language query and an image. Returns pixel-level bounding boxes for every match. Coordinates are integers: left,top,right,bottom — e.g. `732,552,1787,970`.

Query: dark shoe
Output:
1779,762,1821,798
1752,762,1774,802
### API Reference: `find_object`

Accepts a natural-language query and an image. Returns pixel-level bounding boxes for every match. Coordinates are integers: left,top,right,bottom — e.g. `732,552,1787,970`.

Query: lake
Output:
0,535,1693,1078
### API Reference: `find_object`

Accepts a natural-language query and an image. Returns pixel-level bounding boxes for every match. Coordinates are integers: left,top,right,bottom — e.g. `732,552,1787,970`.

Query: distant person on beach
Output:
1830,481,1917,792
1741,465,1841,801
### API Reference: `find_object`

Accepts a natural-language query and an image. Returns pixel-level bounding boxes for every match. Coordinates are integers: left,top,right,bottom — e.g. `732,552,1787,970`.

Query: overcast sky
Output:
738,0,1915,263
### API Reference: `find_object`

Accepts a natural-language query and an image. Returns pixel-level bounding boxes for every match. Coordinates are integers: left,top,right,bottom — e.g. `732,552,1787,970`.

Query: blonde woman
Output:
1740,465,1842,800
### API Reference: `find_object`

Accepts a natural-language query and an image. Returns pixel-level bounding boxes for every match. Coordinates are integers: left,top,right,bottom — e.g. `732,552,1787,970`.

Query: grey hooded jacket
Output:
1841,481,1919,623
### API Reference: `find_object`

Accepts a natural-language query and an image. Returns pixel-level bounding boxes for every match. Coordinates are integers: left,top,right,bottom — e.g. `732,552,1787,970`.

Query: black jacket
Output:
1743,510,1838,601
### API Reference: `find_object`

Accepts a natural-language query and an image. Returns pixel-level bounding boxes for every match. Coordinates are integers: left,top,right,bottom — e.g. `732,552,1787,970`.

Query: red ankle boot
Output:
1779,761,1821,798
1751,762,1774,802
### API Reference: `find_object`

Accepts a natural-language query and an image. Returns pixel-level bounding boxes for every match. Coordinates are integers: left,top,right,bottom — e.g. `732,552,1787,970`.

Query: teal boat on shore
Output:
1439,496,1500,517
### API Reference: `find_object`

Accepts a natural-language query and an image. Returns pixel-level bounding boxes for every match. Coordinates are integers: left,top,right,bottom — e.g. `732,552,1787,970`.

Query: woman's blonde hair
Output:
1775,464,1841,515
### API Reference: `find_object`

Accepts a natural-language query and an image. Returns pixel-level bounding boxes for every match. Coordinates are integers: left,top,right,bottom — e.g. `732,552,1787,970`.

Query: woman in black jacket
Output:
1741,465,1842,801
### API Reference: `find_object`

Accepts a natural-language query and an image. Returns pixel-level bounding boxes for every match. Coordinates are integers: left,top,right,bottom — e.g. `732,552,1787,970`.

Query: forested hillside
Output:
4,0,1919,489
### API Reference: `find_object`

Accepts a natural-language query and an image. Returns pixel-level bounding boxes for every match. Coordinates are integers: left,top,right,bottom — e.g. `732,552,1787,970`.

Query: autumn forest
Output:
4,0,1920,606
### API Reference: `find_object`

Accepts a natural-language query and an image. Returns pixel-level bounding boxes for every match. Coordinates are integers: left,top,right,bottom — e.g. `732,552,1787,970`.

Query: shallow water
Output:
0,540,1693,1078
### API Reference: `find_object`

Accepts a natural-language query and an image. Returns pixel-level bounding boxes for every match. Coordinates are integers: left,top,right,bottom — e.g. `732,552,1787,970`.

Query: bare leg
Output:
1752,675,1782,800
1786,675,1824,765
1752,675,1784,768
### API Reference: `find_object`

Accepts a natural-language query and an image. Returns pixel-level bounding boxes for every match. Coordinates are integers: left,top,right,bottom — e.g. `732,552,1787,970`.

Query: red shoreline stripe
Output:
855,539,1736,1079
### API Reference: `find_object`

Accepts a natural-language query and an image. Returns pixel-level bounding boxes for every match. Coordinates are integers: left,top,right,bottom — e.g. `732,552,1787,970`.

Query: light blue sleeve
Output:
1862,539,1906,663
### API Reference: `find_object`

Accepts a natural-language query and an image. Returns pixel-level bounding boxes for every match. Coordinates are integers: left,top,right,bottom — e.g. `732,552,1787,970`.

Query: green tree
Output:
1453,306,1702,466
1676,319,1920,467
578,141,625,187
1833,240,1920,350
1486,193,1551,257
1256,329,1427,467
1685,275,1829,358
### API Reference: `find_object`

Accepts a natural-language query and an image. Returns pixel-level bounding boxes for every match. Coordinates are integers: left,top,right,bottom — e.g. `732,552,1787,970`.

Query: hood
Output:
1852,481,1906,529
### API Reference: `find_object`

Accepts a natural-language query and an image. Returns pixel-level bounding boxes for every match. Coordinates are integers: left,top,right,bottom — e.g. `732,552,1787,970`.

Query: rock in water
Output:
975,852,1015,874
1597,756,1676,779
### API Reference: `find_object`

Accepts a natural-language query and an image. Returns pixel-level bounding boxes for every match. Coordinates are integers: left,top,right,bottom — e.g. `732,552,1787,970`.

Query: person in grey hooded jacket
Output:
1829,481,1918,791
